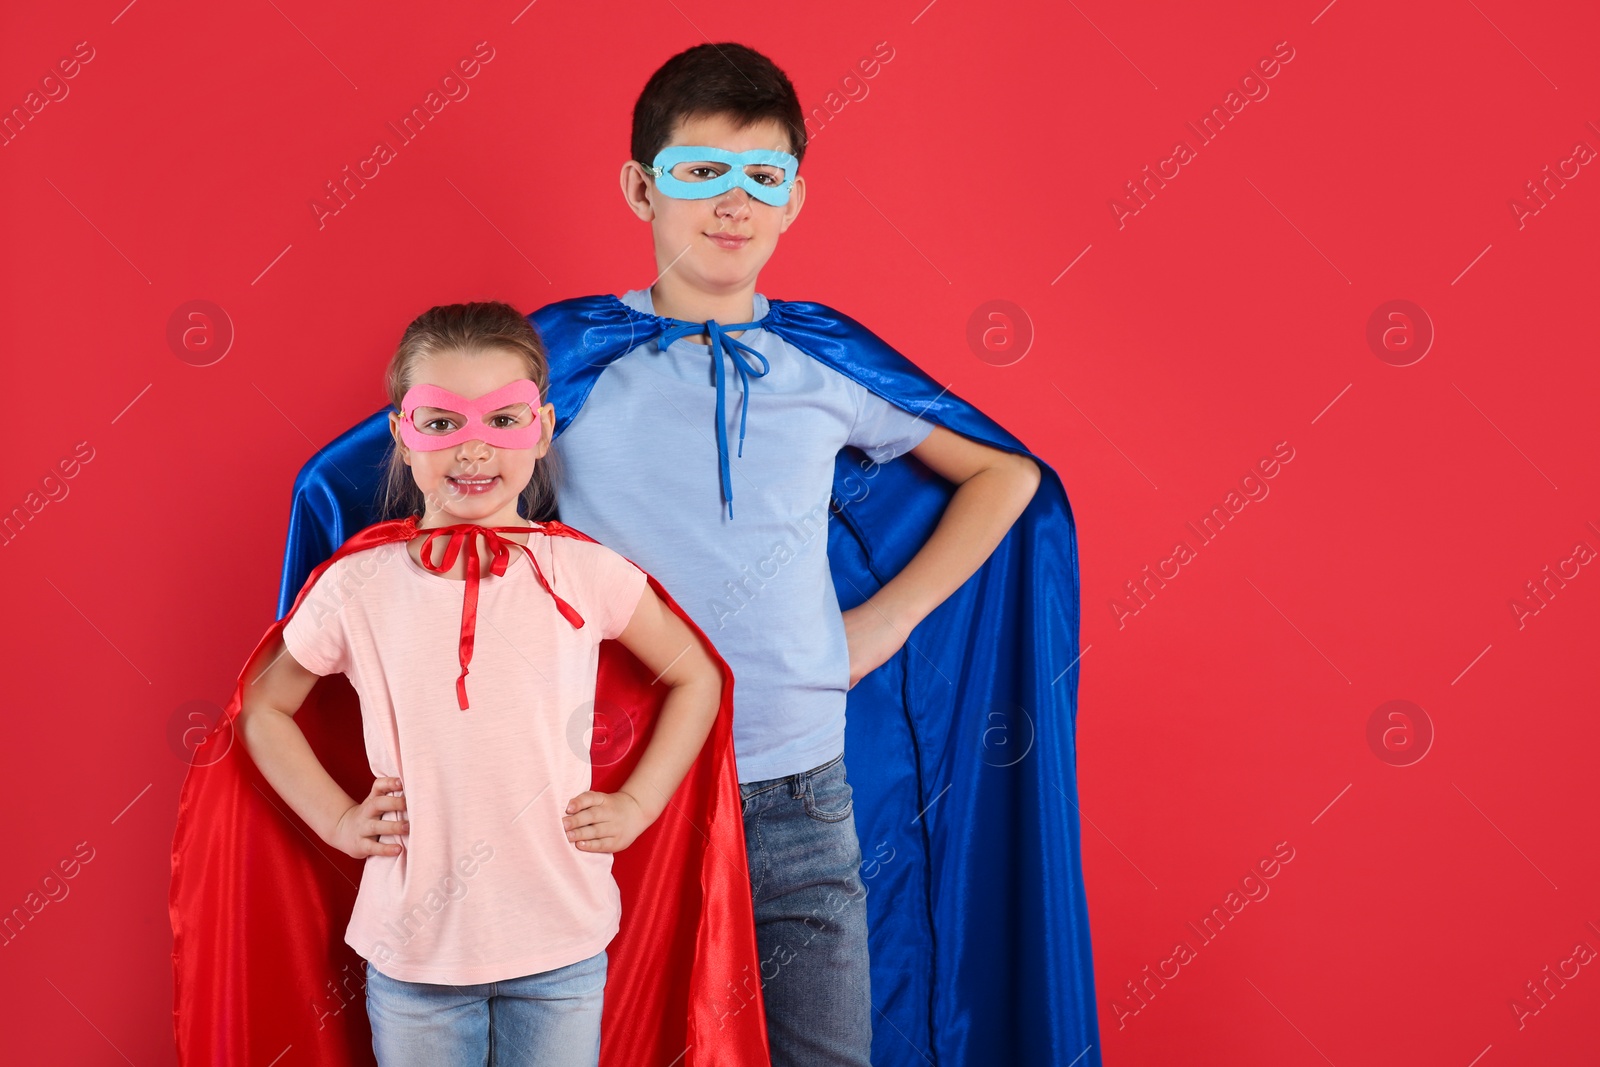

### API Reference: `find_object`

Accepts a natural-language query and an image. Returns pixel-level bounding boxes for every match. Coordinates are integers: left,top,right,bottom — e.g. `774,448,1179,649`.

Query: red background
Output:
3,1,1597,1063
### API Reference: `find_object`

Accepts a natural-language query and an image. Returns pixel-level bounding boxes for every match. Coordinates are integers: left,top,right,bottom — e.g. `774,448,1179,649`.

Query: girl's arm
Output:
562,584,722,853
239,637,409,858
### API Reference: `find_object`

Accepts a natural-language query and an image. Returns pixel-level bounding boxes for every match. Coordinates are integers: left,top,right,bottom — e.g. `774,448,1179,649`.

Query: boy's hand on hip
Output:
563,790,648,853
842,603,908,689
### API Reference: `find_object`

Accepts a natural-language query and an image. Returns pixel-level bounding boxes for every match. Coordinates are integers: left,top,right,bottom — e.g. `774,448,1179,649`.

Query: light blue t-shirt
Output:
552,288,934,782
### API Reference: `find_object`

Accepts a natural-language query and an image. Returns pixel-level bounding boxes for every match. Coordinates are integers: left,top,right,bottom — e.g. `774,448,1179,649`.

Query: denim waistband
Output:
739,751,845,800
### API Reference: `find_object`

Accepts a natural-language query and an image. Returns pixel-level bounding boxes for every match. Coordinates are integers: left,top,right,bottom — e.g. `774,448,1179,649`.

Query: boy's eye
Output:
665,161,786,188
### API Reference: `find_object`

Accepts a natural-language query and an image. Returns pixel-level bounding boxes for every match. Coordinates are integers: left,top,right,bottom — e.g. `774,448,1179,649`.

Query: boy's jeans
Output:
364,949,606,1066
739,752,874,1066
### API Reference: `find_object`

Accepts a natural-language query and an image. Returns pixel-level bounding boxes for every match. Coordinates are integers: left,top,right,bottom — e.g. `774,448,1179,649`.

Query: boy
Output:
551,42,1041,1066
537,43,1087,1067
272,41,1100,1067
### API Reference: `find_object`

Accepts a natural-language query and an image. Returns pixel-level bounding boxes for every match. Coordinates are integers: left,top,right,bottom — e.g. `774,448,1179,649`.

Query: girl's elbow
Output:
686,650,724,708
236,701,268,757
661,642,721,697
237,698,291,753
692,652,724,698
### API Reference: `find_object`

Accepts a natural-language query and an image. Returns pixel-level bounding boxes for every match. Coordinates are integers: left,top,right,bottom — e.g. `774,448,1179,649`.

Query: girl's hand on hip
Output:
563,790,647,853
329,777,409,859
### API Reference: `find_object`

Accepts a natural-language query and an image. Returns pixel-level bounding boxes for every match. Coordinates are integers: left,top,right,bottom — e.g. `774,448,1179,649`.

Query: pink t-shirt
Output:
281,528,648,984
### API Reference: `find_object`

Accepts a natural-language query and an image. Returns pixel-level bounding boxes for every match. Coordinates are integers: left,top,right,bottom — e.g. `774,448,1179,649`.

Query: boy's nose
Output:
714,187,754,213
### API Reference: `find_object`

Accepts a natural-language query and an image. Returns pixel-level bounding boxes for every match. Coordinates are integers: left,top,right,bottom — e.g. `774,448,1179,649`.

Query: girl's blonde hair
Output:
379,301,560,523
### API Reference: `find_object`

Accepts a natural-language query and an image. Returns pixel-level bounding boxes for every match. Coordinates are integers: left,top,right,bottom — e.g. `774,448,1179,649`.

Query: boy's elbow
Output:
1006,452,1041,508
1018,453,1041,492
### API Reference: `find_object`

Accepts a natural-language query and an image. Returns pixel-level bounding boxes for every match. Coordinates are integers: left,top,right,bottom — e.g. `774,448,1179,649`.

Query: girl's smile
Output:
446,474,500,495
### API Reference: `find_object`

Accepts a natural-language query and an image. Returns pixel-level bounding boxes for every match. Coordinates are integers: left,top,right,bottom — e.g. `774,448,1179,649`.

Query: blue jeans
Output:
739,752,873,1066
364,949,606,1066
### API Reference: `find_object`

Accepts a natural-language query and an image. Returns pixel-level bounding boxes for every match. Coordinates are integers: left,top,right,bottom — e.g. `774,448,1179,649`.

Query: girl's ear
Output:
387,411,411,464
535,402,557,458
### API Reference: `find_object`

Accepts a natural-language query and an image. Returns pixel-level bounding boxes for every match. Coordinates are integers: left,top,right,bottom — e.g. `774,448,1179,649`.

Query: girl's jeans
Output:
737,752,874,1066
364,948,606,1066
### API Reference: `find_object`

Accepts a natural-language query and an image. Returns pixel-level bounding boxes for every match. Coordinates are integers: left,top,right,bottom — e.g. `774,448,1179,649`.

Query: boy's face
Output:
621,112,806,297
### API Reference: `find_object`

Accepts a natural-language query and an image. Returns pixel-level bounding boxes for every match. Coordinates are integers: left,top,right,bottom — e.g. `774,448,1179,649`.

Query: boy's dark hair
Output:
631,43,807,170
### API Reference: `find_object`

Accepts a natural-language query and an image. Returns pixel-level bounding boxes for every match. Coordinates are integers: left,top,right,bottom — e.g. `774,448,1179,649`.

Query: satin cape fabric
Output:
261,295,1101,1065
169,517,770,1066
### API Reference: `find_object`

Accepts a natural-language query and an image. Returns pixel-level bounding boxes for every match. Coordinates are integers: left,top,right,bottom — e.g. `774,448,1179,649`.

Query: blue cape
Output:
278,294,1102,1066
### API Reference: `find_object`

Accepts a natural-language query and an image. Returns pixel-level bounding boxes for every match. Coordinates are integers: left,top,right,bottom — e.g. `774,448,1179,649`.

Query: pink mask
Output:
396,380,543,452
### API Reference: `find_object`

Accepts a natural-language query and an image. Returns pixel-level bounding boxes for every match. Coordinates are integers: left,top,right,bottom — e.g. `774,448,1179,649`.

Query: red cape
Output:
169,518,769,1065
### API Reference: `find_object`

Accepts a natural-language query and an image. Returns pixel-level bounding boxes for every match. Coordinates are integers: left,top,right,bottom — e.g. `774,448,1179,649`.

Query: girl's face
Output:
387,347,555,528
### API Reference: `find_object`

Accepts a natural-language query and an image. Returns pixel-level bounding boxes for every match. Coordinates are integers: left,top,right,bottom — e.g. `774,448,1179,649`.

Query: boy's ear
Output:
619,160,655,221
777,174,806,233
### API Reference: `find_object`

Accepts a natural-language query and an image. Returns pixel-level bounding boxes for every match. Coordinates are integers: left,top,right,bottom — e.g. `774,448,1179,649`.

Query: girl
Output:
237,302,723,1066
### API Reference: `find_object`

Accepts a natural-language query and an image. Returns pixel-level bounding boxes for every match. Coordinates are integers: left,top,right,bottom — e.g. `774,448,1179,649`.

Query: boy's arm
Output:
562,584,722,853
842,425,1041,687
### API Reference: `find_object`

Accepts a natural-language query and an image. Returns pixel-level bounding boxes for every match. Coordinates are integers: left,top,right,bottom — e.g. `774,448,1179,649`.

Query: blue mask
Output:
645,145,799,207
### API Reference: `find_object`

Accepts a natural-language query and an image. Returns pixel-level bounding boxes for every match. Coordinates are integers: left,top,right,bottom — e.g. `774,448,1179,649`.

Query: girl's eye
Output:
422,418,457,434
491,414,519,428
